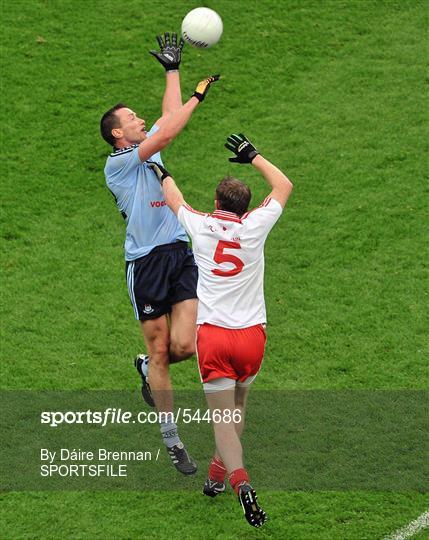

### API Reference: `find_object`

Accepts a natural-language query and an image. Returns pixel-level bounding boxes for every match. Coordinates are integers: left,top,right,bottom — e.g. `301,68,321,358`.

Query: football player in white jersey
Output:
100,33,219,475
149,133,293,527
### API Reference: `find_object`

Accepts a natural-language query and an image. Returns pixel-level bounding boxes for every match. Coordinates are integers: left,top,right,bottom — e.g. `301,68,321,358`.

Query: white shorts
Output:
203,375,257,394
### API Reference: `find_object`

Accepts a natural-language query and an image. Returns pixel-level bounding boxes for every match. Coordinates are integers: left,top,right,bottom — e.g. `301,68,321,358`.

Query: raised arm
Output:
137,75,220,163
225,133,293,207
161,71,182,116
251,155,293,207
149,33,184,119
147,162,185,215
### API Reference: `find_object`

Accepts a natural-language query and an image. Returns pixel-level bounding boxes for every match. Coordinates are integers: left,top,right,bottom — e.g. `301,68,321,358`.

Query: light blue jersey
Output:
104,125,189,261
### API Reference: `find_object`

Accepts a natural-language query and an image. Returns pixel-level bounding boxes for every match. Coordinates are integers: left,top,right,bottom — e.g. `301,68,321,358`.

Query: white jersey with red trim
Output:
178,197,283,328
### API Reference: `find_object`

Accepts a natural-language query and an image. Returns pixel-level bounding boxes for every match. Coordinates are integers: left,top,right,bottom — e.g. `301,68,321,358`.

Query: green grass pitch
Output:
1,0,428,538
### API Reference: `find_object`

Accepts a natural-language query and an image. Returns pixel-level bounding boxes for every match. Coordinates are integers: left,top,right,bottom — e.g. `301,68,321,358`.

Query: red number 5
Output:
212,240,244,277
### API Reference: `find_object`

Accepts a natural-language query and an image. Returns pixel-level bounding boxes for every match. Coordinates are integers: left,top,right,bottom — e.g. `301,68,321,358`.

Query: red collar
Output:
211,210,242,223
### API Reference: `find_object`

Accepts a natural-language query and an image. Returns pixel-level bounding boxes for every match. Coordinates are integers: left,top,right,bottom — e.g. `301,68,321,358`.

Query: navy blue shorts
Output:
125,241,198,321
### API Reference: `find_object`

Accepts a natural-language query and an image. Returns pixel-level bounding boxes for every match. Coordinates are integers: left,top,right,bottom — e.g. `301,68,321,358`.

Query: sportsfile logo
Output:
40,408,242,427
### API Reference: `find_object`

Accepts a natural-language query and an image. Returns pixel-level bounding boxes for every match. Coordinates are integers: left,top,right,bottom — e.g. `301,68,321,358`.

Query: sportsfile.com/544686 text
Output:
40,408,242,427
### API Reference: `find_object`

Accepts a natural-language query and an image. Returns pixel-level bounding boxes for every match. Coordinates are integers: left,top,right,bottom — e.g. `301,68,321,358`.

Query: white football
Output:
181,7,223,48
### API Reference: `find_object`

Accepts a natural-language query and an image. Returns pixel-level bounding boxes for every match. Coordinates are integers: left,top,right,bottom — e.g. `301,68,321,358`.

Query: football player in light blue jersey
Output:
100,32,219,475
104,123,189,260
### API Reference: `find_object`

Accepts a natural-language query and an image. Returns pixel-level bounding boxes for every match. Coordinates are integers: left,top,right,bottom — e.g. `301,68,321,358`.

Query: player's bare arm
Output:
138,75,220,163
160,71,182,118
149,33,184,122
163,177,185,215
148,162,185,215
225,133,293,207
252,155,293,207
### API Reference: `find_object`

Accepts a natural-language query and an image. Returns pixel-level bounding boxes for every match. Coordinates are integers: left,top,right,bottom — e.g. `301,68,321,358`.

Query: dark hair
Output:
100,103,128,146
215,176,252,216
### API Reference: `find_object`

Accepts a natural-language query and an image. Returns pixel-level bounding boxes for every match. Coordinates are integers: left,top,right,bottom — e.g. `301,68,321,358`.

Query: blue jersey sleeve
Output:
105,147,141,189
105,124,163,188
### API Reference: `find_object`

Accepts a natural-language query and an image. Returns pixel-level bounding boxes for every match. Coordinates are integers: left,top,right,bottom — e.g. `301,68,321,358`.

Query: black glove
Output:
225,133,259,164
147,161,172,184
192,74,220,102
149,32,184,71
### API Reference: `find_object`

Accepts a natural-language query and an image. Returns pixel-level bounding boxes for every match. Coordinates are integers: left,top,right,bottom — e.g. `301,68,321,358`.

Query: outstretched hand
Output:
149,32,184,71
147,161,172,184
225,133,259,164
192,74,220,102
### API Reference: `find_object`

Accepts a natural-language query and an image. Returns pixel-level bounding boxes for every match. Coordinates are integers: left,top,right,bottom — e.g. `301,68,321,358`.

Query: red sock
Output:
208,456,226,482
229,468,249,494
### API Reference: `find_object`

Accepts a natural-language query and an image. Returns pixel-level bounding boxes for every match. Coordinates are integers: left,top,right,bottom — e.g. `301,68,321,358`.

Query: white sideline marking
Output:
384,511,429,540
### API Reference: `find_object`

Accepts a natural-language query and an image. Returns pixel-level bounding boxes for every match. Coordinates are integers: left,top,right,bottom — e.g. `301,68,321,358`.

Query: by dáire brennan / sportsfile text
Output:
38,408,242,478
40,448,160,477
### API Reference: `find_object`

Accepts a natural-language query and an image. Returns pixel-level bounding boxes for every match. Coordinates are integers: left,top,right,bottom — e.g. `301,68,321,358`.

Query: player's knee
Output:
170,339,195,360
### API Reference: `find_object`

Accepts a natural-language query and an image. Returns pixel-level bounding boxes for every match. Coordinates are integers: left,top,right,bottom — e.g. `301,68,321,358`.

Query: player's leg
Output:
202,381,238,497
139,315,197,475
168,244,198,362
205,386,243,472
200,324,267,526
196,327,245,467
203,384,249,496
233,382,251,438
130,245,193,400
140,316,172,412
127,247,197,474
127,250,170,406
169,298,197,362
204,381,266,527
231,330,267,527
230,325,265,440
204,382,251,492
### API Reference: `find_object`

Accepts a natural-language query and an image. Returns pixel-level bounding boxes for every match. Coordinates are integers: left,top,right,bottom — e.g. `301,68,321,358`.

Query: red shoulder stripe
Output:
242,197,272,219
182,203,208,216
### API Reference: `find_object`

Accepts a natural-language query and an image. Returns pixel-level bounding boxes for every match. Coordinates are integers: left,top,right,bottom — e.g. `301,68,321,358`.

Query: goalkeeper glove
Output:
149,32,184,71
147,161,172,184
192,74,220,102
225,133,259,164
